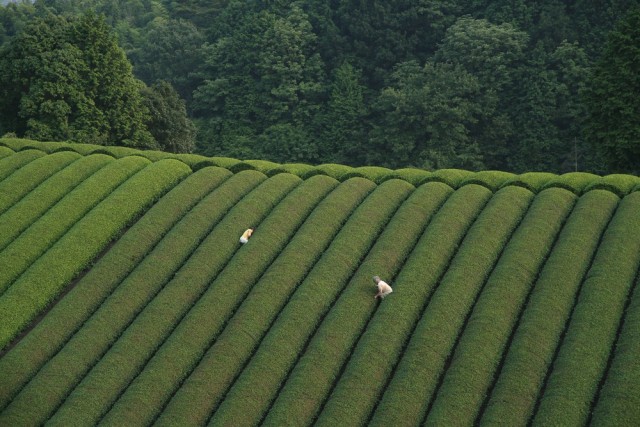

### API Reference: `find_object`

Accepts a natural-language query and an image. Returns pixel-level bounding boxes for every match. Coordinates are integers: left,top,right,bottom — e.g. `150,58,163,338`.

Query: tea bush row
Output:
314,184,493,427
532,191,640,426
0,170,269,425
425,187,576,426
262,180,457,426
480,189,619,425
169,180,430,427
0,158,190,369
47,174,314,426
0,156,148,296
369,185,534,427
0,151,80,215
98,174,337,426
0,154,113,252
154,177,373,426
0,167,232,411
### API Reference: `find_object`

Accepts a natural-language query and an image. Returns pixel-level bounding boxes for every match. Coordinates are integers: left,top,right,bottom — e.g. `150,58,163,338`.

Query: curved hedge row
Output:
0,158,190,354
480,189,619,425
48,175,329,426
173,181,448,427
0,170,271,425
153,177,373,426
0,139,639,424
2,138,639,197
0,167,233,412
263,183,490,427
260,180,425,426
0,151,80,215
370,185,534,427
532,191,640,426
591,275,640,425
0,145,15,159
98,174,334,426
0,154,113,252
425,187,576,426
0,156,148,297
0,149,45,181
314,184,494,427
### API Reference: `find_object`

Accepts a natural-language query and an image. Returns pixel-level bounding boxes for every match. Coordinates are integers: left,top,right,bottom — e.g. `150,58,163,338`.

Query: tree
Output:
0,12,155,148
369,60,484,170
130,17,205,102
334,0,462,88
141,80,196,153
583,6,640,173
316,62,368,165
192,3,325,159
433,17,528,170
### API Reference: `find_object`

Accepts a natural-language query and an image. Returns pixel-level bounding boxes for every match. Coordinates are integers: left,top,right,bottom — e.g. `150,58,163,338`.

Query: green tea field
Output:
0,138,639,426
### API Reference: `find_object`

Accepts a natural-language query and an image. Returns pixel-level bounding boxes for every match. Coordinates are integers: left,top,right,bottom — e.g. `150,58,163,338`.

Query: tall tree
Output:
130,17,205,102
583,6,640,173
369,60,484,170
141,80,196,153
335,0,462,88
317,62,368,164
433,17,528,170
193,3,325,160
0,12,155,147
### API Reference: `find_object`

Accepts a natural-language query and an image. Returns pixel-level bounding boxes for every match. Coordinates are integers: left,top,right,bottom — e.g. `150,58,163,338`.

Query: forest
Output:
0,0,638,174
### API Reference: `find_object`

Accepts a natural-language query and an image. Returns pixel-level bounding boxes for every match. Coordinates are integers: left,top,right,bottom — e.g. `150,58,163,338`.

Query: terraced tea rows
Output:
0,139,639,426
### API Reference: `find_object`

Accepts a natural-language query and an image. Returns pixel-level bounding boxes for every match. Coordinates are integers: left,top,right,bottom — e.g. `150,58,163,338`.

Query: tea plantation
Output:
0,138,639,426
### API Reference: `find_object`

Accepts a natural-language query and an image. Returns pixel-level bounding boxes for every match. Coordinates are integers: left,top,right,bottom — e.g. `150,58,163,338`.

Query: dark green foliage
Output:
130,17,205,101
1,1,639,172
583,7,640,174
140,81,196,153
369,60,484,170
0,13,154,148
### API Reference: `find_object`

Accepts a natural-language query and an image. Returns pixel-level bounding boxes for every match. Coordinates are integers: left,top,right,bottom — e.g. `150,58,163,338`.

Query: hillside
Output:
0,138,639,426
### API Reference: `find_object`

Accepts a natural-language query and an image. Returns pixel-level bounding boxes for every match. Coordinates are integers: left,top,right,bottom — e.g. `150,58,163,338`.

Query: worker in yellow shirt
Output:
239,227,254,244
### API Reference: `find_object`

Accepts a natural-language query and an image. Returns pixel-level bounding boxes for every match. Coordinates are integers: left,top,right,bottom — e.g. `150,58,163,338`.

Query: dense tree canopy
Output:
0,12,155,147
0,0,638,172
583,6,640,174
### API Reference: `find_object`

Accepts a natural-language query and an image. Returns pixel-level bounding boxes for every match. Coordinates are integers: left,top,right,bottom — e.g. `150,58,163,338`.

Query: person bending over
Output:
373,276,393,299
240,227,254,244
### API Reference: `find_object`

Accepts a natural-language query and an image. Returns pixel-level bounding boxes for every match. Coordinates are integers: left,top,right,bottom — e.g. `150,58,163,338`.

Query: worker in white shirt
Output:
239,227,254,244
373,275,393,299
